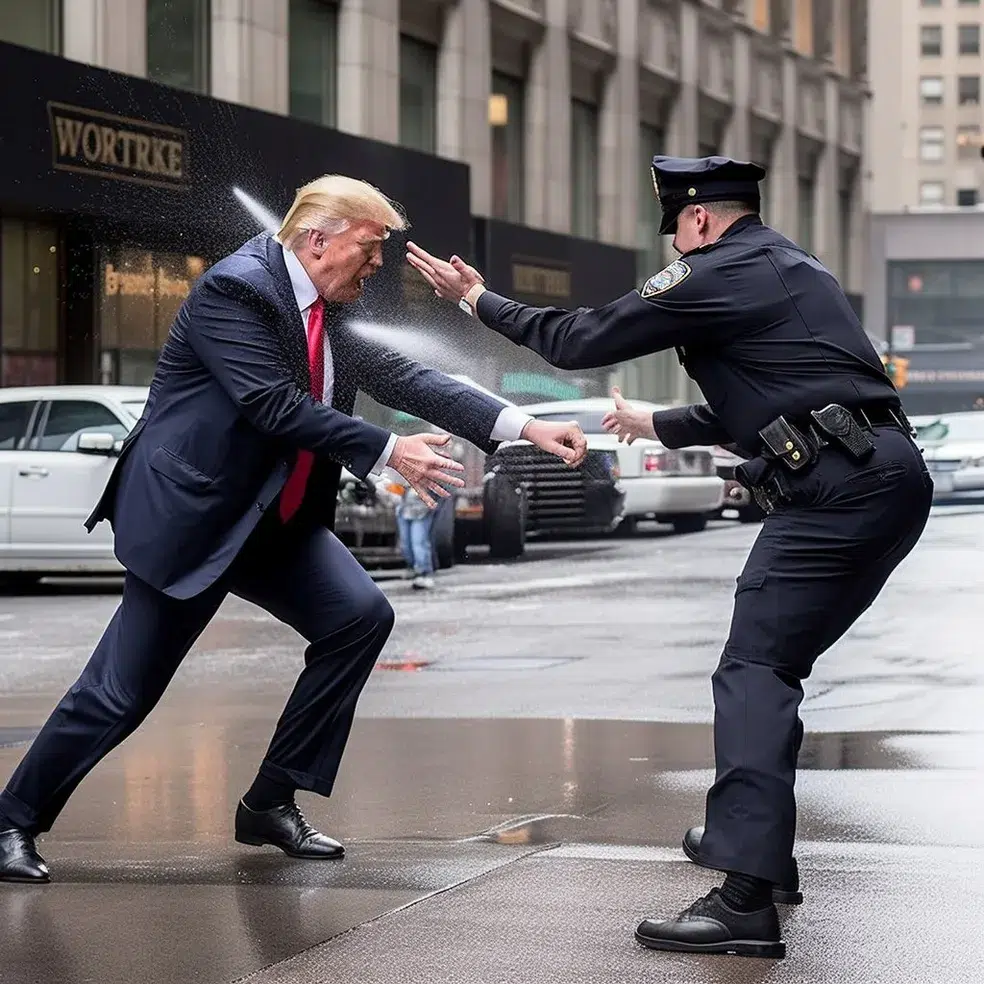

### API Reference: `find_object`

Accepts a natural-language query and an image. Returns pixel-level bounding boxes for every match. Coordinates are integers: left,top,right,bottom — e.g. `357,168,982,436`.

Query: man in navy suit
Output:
0,175,586,883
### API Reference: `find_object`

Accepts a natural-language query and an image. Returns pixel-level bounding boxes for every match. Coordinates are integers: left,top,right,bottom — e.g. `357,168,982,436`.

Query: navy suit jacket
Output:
86,233,508,599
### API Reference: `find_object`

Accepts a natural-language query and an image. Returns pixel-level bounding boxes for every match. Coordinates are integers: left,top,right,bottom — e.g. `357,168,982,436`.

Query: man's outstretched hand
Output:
601,387,657,444
521,419,588,468
387,433,465,508
406,242,484,303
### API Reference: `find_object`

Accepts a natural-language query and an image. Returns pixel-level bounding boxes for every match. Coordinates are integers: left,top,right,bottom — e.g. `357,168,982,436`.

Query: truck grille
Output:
488,446,620,532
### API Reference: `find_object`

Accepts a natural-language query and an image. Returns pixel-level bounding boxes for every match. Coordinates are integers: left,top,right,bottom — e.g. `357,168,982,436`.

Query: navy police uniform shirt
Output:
474,214,900,453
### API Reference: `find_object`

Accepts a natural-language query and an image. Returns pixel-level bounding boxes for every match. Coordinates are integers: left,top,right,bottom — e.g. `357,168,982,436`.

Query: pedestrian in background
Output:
396,483,437,589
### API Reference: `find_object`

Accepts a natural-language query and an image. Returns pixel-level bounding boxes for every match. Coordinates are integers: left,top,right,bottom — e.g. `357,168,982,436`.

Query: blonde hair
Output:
277,175,409,249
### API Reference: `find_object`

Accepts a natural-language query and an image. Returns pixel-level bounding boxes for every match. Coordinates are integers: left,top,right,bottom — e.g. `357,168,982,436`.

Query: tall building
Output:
0,0,869,409
865,0,984,414
869,0,984,211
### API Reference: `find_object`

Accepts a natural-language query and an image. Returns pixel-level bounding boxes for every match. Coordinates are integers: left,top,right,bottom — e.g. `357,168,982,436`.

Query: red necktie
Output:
279,297,325,522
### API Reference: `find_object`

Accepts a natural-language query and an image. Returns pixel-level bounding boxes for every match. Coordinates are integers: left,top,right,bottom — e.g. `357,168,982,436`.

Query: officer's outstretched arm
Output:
474,261,737,370
651,404,733,450
474,290,681,370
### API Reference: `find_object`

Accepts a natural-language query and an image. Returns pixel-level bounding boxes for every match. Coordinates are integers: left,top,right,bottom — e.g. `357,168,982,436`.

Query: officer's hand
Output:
386,433,465,509
406,242,484,302
601,387,657,444
521,419,588,468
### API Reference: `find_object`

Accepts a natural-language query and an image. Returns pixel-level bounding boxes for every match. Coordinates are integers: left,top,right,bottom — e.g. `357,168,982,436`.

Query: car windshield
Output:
531,411,611,434
916,414,984,444
122,401,146,425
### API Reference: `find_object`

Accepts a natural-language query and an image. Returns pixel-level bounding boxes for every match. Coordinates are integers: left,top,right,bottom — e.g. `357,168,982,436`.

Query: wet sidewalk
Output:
2,697,982,984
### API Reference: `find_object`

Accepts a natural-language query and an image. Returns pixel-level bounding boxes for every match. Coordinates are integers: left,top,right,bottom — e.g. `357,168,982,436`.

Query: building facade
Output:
1,0,870,409
869,0,984,212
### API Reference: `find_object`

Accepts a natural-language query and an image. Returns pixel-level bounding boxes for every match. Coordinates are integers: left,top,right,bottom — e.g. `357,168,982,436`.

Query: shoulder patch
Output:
640,259,692,299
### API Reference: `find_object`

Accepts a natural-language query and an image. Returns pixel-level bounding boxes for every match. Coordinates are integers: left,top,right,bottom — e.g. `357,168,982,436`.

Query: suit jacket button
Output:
256,502,264,512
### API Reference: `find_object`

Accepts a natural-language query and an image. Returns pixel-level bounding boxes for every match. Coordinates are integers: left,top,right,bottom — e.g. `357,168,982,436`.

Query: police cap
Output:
651,155,767,234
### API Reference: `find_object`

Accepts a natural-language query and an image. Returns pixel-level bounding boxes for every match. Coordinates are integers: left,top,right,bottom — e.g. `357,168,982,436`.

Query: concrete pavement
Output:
1,508,982,983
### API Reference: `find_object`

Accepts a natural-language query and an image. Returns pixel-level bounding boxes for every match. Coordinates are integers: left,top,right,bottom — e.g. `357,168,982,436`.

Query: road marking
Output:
442,570,660,597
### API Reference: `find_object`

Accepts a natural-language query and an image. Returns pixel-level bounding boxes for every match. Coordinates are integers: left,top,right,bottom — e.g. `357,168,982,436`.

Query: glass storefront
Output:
0,218,60,387
98,248,210,384
887,260,984,347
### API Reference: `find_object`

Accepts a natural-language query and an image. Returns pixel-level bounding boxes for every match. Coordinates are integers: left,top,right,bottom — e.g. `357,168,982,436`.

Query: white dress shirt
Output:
281,245,533,475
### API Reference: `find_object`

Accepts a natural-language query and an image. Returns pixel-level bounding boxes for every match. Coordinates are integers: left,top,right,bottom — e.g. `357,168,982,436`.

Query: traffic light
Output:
881,355,909,388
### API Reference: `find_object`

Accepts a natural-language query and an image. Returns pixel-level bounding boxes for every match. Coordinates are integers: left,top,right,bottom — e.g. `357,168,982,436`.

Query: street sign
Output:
891,325,915,351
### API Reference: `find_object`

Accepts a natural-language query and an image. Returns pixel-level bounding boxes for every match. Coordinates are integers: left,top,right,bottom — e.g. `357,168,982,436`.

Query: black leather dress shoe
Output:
234,801,344,860
635,889,785,958
0,828,50,883
682,826,803,905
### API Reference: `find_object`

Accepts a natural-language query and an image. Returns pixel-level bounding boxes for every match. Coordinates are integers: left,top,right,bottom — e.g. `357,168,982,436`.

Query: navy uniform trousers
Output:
0,512,394,835
698,425,934,885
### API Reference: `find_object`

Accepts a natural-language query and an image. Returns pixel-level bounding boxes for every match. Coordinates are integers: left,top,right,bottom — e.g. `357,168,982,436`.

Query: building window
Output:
147,0,210,93
490,72,526,224
957,188,979,206
399,36,437,154
959,24,981,55
959,0,981,6
1,219,60,387
921,25,942,56
958,75,981,104
920,76,944,105
921,0,942,5
958,124,981,158
638,123,665,280
752,0,769,31
571,99,600,240
0,0,60,52
838,184,853,283
920,125,945,161
99,249,210,385
919,180,945,205
289,0,338,127
797,176,815,252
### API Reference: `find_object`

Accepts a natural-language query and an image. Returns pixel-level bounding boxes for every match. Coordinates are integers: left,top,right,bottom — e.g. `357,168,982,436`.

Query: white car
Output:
915,411,984,499
0,385,149,581
517,398,725,534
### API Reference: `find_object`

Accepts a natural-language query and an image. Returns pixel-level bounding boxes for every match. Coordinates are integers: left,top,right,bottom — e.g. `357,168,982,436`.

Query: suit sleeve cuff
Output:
474,291,522,341
490,405,533,442
370,433,398,476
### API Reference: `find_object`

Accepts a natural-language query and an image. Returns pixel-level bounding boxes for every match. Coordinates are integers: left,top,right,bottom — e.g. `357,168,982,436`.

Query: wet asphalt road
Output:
1,506,983,983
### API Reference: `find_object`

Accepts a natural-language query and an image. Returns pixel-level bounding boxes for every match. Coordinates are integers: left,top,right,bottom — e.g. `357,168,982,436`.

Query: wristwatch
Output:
458,283,487,317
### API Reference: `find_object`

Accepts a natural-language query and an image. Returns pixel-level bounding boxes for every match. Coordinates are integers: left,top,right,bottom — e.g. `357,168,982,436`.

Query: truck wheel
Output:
671,514,708,535
615,516,638,537
433,497,456,570
486,474,526,560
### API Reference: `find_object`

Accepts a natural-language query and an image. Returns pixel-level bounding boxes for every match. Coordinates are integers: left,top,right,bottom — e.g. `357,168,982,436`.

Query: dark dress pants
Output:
0,520,394,835
697,427,934,885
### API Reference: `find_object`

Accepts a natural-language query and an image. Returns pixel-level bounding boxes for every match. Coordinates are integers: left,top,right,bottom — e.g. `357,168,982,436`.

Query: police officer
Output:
406,155,934,959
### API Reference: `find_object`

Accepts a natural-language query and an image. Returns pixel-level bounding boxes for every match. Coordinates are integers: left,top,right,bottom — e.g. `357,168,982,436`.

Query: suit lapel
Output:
264,233,311,392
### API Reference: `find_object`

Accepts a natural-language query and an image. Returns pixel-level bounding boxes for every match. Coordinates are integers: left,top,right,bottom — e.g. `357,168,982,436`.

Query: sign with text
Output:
47,101,189,190
890,325,915,351
512,262,572,301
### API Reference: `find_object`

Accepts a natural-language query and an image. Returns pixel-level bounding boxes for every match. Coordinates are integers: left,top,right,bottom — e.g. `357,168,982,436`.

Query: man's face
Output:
303,220,387,302
671,205,709,256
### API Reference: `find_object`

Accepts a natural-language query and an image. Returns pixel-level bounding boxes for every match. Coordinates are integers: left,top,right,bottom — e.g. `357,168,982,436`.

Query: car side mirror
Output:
77,432,119,455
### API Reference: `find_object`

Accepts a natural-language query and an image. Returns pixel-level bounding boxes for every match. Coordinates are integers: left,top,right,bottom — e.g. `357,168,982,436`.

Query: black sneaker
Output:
635,889,785,958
